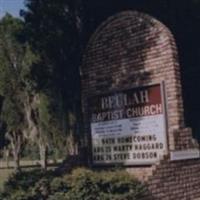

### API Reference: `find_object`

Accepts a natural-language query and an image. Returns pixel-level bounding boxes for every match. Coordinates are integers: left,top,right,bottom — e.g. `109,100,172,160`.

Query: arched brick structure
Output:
81,11,200,199
81,11,196,151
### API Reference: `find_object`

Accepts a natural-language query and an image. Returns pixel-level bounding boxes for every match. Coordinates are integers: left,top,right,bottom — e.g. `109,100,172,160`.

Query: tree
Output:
0,12,61,170
1,96,25,171
22,0,83,157
27,92,63,170
0,14,36,171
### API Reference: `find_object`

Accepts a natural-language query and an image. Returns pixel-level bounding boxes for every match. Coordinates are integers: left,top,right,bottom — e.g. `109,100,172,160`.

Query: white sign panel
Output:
90,84,167,165
170,149,200,161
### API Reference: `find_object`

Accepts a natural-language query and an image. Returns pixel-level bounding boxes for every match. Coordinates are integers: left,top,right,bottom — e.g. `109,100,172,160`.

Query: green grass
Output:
0,160,62,190
0,168,13,190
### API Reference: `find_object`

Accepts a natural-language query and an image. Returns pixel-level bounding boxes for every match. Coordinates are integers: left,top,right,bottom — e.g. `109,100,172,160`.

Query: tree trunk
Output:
24,94,39,140
13,150,20,172
39,142,47,170
6,131,23,172
4,148,10,168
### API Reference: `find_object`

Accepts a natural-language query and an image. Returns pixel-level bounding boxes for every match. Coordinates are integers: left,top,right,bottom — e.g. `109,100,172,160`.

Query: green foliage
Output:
0,14,38,169
23,0,82,104
1,97,24,131
4,169,52,191
65,169,147,200
0,15,24,120
0,168,148,200
0,14,36,134
36,93,54,145
0,14,37,96
23,0,82,142
21,141,40,160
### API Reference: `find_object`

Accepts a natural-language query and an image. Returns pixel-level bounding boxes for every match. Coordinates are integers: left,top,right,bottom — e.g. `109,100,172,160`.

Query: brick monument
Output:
81,11,200,199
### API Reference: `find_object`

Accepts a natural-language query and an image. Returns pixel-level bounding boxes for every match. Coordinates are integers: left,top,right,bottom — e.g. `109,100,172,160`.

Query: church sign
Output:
90,83,168,165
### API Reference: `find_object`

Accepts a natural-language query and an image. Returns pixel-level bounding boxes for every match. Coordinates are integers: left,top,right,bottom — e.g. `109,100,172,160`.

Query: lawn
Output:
0,159,62,190
0,168,13,190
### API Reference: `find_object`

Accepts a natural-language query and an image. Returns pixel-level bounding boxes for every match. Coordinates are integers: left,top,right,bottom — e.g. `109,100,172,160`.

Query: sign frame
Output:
170,149,200,161
89,82,168,166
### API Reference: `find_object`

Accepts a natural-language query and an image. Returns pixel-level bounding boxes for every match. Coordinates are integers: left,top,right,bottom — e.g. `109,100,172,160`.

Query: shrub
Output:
0,168,148,200
64,168,147,200
1,169,55,200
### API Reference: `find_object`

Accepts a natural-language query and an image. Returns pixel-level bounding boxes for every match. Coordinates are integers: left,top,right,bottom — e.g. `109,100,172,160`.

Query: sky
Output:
0,0,25,18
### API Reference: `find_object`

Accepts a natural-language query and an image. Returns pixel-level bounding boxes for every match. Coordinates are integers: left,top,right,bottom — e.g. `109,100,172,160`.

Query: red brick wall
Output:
147,158,200,200
81,11,200,199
